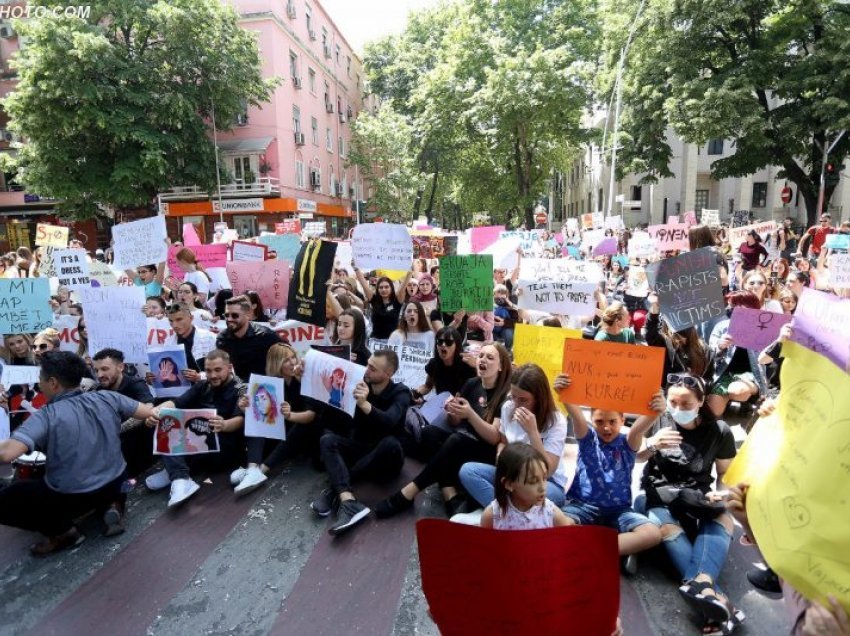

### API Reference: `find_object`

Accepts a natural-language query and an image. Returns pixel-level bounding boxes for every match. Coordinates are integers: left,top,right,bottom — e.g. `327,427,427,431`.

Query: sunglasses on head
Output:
667,373,705,391
436,338,455,346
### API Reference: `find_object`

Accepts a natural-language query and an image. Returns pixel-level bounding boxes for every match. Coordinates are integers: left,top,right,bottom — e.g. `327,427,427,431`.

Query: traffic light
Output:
826,162,841,186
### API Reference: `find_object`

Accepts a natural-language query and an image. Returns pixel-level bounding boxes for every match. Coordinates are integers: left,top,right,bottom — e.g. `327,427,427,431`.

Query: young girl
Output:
330,308,371,366
594,302,636,344
388,301,435,353
480,443,571,530
174,247,213,298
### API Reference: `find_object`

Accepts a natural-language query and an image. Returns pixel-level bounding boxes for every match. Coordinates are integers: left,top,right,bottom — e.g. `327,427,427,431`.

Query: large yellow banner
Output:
513,323,581,406
725,341,850,612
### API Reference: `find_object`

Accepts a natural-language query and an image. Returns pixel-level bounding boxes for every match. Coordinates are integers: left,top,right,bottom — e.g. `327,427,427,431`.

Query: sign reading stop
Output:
781,186,792,204
535,211,548,225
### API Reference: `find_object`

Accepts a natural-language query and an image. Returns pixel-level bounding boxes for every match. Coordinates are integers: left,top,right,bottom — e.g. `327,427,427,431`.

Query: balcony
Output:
159,176,281,201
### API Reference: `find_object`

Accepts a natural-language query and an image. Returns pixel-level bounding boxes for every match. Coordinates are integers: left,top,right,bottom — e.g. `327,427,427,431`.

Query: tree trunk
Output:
412,186,424,220
425,168,439,225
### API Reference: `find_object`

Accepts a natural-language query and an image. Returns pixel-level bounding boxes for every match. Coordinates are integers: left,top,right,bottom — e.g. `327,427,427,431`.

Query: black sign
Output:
287,239,337,327
646,247,725,331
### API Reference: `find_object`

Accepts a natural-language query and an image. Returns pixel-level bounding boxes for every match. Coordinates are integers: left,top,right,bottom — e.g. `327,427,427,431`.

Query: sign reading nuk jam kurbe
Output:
286,239,337,327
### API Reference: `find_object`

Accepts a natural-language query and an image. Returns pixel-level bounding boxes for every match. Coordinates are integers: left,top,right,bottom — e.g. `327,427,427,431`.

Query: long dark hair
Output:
433,326,463,364
482,343,513,423
334,308,367,352
397,301,430,334
245,290,267,320
664,325,709,378
177,281,205,309
369,276,399,312
510,363,556,433
494,443,548,516
666,373,716,425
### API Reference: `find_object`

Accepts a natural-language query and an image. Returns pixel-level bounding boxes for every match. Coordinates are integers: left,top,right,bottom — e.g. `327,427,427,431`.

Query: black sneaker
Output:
103,502,126,537
375,491,414,519
747,566,782,596
329,499,370,536
445,494,471,518
310,488,338,518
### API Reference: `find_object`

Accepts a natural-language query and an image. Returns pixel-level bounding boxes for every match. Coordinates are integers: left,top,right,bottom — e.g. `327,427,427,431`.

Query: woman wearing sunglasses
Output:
411,327,475,404
739,270,783,313
636,373,742,636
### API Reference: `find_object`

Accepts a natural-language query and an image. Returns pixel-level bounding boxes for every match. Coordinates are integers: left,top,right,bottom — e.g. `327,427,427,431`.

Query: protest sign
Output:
394,344,430,389
646,247,725,331
592,237,618,256
148,346,191,398
38,246,56,277
625,266,649,297
647,223,690,251
147,317,175,347
0,279,52,336
303,221,326,237
478,237,521,270
35,223,69,248
561,339,664,415
88,261,118,287
182,223,203,246
154,408,219,455
592,212,604,229
825,233,850,251
627,231,657,259
829,254,850,289
470,226,505,253
167,244,227,281
731,209,751,227
517,280,597,316
513,323,581,403
790,287,850,372
275,219,301,234
231,240,268,262
334,241,353,271
604,215,624,231
519,258,604,285
683,210,698,226
259,233,302,263
439,255,493,312
727,307,792,351
499,230,542,256
729,220,777,249
566,218,579,233
0,365,41,387
580,229,605,253
80,286,148,363
54,314,81,352
667,215,680,224
273,320,325,359
301,349,366,416
0,409,8,442
245,374,286,440
287,240,337,326
723,342,850,613
226,260,290,310
580,213,594,230
351,223,413,271
312,344,351,361
111,215,168,270
701,209,720,227
417,519,619,636
54,248,91,290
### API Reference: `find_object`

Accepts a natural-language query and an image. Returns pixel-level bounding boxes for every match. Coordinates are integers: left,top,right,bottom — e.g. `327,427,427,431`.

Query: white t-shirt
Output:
387,329,435,353
500,400,569,488
184,270,210,297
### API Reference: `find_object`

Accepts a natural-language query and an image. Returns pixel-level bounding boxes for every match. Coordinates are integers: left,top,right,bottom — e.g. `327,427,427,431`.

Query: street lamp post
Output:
211,99,224,224
815,130,845,218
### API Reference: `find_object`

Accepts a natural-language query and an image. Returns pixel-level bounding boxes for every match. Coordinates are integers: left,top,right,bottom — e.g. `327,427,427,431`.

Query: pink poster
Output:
167,244,228,281
182,223,203,246
647,223,690,251
226,260,290,310
470,225,505,253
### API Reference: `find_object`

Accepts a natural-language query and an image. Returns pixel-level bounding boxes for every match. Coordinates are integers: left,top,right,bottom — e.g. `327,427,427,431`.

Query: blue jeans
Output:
459,462,566,508
560,499,654,532
634,493,732,585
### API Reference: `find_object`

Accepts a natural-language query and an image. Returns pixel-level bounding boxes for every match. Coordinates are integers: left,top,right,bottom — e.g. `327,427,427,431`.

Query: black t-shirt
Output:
351,343,372,366
109,374,154,403
173,376,244,420
726,346,750,375
430,308,469,341
283,377,323,424
424,356,476,395
641,414,736,492
454,377,504,440
370,299,403,340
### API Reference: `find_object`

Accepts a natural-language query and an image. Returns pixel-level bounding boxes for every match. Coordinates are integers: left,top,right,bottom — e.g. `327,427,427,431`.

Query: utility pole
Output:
211,99,224,224
816,130,845,218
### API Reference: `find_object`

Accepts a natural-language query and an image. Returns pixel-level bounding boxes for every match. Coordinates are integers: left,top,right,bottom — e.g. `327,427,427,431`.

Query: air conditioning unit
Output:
323,45,332,59
0,130,13,142
0,25,14,39
310,170,321,187
286,2,296,19
325,101,334,114
294,132,305,146
292,76,302,89
308,29,317,41
235,112,248,126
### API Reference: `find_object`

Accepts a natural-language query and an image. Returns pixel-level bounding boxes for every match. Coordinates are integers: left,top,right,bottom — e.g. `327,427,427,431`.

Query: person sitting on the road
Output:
554,373,664,574
310,349,411,537
215,295,282,380
0,352,158,554
635,373,743,635
163,303,217,379
143,349,246,508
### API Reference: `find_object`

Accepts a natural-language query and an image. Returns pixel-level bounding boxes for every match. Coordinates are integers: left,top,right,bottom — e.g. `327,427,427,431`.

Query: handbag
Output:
645,484,726,521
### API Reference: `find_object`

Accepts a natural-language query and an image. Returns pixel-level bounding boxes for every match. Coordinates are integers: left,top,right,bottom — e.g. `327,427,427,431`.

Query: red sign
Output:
275,220,302,235
535,211,548,225
781,186,792,204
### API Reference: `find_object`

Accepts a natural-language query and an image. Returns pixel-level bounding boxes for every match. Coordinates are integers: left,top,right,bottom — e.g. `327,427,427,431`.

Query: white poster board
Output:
351,223,413,271
111,215,168,269
80,286,148,363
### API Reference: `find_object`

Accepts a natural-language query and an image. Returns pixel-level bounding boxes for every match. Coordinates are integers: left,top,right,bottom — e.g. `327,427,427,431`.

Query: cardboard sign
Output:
245,374,286,440
729,221,777,249
417,519,619,636
830,253,850,289
226,260,290,310
272,320,325,360
701,209,720,227
470,226,505,253
351,223,413,271
80,286,148,364
513,323,582,403
54,248,91,290
604,215,623,231
625,266,649,298
146,317,175,348
38,246,56,277
300,349,366,416
154,408,220,455
519,258,604,285
88,261,118,287
111,215,168,270
498,230,542,256
0,365,41,387
276,219,302,234
231,240,268,262
724,342,850,612
825,233,850,251
439,255,493,312
182,222,203,246
478,237,522,270
517,280,597,316
35,223,69,248
790,287,850,372
646,247,725,331
54,314,82,352
580,229,605,253
166,244,228,281
627,231,658,258
647,223,690,251
727,307,792,351
287,239,337,327
259,233,302,263
560,339,664,415
731,209,751,227
0,279,53,336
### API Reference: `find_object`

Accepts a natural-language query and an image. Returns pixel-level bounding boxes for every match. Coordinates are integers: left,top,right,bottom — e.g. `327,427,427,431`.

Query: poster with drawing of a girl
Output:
300,350,365,416
322,368,347,409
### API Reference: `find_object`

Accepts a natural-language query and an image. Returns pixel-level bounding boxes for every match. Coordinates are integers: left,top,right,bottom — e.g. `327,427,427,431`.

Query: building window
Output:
308,68,316,93
295,159,305,189
289,51,298,79
695,189,710,211
322,27,328,48
292,105,301,134
326,127,333,152
346,55,351,77
752,182,768,208
305,3,312,32
707,139,724,155
598,188,603,212
630,185,642,201
311,117,318,146
329,171,335,194
338,135,344,157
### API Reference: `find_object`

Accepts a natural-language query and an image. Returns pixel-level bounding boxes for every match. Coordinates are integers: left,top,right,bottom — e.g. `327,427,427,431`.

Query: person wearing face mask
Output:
636,373,741,636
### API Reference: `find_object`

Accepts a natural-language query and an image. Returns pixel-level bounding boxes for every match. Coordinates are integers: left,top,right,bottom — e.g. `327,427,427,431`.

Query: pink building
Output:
161,0,365,239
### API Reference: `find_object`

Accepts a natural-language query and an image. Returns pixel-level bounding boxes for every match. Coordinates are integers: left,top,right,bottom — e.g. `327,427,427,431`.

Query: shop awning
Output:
216,137,274,154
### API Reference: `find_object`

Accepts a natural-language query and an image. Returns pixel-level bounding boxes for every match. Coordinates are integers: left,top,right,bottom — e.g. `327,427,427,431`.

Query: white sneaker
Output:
450,509,484,526
234,467,268,496
145,469,172,491
167,478,200,508
230,467,248,486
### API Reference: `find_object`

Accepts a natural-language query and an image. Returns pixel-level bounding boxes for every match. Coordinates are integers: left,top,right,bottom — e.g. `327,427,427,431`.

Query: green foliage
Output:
3,0,276,219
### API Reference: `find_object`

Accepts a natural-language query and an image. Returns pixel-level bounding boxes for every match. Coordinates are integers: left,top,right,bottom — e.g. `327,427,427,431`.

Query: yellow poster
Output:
513,323,581,406
730,341,850,613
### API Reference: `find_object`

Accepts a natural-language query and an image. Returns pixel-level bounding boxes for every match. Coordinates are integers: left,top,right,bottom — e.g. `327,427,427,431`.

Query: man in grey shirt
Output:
0,352,158,556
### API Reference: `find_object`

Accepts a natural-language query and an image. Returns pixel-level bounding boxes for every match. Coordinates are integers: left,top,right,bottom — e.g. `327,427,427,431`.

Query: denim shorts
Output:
561,499,657,533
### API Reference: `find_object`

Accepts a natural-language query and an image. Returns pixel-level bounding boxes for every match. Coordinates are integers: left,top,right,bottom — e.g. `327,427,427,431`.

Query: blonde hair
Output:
601,302,626,326
266,342,298,377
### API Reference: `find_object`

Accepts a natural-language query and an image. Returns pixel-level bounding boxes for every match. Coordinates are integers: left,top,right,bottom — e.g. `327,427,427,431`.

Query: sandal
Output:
678,580,731,625
702,608,745,635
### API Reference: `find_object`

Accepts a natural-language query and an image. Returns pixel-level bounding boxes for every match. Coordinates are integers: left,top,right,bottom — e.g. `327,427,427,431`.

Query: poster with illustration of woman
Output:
148,346,191,398
245,374,286,440
153,408,219,455
300,350,365,416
